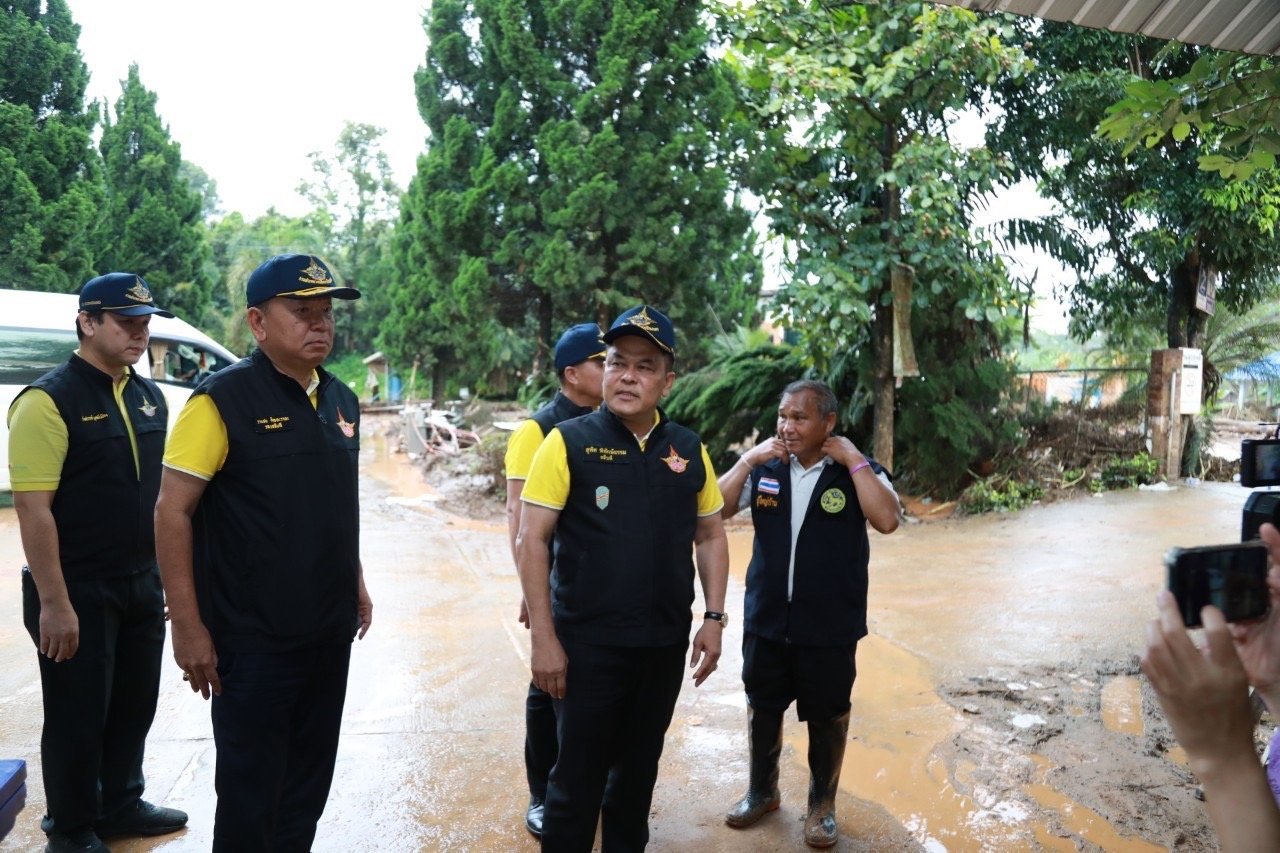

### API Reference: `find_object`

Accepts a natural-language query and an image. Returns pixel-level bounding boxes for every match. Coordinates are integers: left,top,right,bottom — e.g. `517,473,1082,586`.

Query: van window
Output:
0,327,76,385
148,338,235,388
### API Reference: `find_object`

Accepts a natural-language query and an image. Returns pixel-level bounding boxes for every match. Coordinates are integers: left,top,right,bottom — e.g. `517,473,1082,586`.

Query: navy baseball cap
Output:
78,273,174,318
602,305,675,355
554,323,606,372
246,254,361,308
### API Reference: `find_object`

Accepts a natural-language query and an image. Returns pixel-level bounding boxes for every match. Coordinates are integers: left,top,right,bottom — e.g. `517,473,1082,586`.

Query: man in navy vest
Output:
517,305,730,852
504,322,605,837
8,273,188,853
155,254,373,852
717,379,899,849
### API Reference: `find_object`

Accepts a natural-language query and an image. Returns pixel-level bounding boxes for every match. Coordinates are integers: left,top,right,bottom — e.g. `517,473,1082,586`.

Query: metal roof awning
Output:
932,1,1280,56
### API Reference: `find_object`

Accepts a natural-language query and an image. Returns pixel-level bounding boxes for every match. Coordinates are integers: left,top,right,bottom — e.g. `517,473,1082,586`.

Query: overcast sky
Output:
61,0,1069,333
65,0,429,219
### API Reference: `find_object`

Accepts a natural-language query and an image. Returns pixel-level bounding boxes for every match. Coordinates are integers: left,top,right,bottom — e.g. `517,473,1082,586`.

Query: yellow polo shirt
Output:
163,371,320,480
522,423,723,516
8,370,146,489
504,418,546,481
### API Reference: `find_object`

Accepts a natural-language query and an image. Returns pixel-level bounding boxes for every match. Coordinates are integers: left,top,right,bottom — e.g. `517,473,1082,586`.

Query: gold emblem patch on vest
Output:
335,407,355,438
660,445,688,473
138,399,157,417
819,487,846,514
595,486,609,510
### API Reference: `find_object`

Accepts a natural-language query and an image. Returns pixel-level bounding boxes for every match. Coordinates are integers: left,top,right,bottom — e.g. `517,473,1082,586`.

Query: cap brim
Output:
101,305,176,318
279,286,362,301
602,326,673,354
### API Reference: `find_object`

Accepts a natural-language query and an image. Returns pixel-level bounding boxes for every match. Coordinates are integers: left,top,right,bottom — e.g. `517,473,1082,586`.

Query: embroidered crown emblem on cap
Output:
626,306,660,334
299,257,334,286
124,277,153,303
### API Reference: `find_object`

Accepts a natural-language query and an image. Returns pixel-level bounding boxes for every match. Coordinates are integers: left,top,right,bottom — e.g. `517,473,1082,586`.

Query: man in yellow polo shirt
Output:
154,253,373,853
516,304,730,852
504,321,605,839
8,273,187,853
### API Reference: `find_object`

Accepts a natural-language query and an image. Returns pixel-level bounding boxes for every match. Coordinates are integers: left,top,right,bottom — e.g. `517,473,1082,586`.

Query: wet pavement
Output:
0,434,1248,852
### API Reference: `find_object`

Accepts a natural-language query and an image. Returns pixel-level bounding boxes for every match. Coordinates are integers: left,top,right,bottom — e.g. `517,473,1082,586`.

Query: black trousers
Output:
541,641,687,853
526,682,558,800
21,566,165,835
742,632,857,722
210,641,352,853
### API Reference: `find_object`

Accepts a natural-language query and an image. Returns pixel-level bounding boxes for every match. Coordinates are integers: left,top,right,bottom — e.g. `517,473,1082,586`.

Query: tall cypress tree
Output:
0,0,103,291
385,0,760,395
96,65,213,322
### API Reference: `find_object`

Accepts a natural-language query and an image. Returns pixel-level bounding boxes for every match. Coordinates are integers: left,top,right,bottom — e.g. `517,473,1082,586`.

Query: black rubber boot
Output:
803,711,850,848
725,706,784,828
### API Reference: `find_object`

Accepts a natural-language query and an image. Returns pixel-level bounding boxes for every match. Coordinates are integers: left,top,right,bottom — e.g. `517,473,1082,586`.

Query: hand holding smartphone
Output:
1165,542,1270,628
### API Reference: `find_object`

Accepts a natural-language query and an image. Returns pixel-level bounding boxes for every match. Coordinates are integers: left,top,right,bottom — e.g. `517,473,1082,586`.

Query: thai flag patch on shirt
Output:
757,477,780,495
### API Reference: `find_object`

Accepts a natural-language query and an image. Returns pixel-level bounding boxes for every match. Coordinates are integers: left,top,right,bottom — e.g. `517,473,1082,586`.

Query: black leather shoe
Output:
45,829,109,853
525,797,545,837
94,800,188,838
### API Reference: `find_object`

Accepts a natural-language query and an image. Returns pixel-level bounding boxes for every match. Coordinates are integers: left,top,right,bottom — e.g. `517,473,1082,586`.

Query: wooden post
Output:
1148,349,1183,480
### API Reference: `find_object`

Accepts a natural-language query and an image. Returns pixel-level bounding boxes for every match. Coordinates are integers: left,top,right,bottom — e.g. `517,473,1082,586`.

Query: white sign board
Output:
1180,347,1203,415
1195,265,1217,315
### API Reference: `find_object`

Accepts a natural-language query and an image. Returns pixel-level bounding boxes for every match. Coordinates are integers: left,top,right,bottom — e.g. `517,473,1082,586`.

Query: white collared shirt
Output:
787,454,831,600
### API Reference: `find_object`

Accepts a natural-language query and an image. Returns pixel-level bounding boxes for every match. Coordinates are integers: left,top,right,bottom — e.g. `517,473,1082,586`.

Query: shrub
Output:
1099,452,1158,490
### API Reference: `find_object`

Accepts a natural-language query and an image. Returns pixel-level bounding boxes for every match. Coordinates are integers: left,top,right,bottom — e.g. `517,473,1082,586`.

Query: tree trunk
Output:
872,120,900,472
872,293,895,473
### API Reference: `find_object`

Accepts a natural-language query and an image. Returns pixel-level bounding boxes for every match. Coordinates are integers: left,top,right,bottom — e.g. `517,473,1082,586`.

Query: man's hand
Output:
356,575,373,640
744,437,788,468
821,435,862,469
1230,522,1280,713
689,621,723,686
1142,591,1255,776
171,619,221,700
39,600,79,663
531,632,568,699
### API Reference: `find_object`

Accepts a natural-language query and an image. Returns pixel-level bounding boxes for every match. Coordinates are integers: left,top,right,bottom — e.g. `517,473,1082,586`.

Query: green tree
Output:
719,0,1030,472
1098,49,1280,181
298,122,401,355
204,209,330,355
989,24,1280,353
0,0,103,291
385,0,761,398
96,65,213,322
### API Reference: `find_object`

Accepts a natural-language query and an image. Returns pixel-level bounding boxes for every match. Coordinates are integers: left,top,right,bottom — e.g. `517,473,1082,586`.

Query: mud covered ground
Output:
379,404,1276,852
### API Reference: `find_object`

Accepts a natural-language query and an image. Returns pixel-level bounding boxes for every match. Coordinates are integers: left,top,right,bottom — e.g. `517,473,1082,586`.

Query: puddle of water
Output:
1024,755,1166,853
1101,675,1144,736
363,427,438,500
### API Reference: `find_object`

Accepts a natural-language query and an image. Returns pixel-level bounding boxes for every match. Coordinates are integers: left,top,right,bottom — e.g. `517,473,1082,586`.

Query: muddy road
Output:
0,427,1251,851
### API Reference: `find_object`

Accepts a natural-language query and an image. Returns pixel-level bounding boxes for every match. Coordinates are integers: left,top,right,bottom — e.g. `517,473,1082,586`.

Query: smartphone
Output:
1240,438,1280,487
1165,542,1270,627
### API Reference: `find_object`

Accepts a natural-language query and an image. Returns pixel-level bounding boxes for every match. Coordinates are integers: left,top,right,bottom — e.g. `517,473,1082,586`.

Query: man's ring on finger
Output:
182,672,192,682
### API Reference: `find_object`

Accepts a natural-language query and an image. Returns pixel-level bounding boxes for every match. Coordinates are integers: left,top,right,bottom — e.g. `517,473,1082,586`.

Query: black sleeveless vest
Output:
17,355,167,579
192,349,360,651
531,391,593,437
744,458,874,646
550,406,705,647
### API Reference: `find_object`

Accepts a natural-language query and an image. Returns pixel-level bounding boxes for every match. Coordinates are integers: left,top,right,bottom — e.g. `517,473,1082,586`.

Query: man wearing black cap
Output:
505,322,606,838
8,273,188,853
517,305,730,851
154,254,373,852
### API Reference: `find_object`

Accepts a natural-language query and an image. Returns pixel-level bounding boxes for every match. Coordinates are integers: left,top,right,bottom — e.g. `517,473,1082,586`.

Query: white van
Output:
1,289,240,492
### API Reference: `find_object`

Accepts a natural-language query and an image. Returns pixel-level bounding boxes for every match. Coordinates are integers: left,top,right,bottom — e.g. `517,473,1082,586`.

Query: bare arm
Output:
1143,592,1280,850
516,503,566,698
13,490,78,662
1230,523,1280,715
689,512,729,686
356,561,372,639
717,437,787,520
154,467,220,699
822,436,900,534
506,478,530,626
